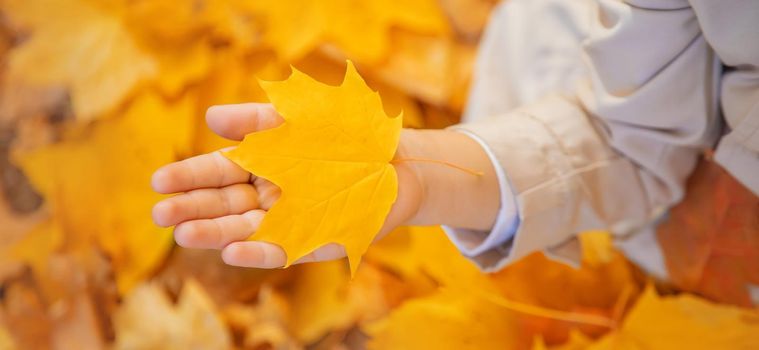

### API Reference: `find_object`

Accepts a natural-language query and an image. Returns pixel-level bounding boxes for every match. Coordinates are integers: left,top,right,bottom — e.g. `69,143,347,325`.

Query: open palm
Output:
151,103,345,268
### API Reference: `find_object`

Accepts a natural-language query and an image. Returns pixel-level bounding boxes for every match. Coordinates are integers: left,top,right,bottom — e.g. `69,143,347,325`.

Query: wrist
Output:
379,129,425,237
384,128,501,232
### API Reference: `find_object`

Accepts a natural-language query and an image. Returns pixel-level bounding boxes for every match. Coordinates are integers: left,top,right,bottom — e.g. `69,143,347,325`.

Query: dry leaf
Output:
223,286,301,350
112,280,231,350
155,247,272,306
49,294,106,350
225,61,402,273
0,274,52,349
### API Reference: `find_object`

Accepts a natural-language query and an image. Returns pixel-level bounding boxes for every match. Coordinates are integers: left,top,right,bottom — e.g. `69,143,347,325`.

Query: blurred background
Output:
0,1,756,349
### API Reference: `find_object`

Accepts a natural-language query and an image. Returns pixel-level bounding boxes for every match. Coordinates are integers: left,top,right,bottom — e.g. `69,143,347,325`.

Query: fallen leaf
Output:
251,0,448,63
50,293,106,350
365,289,521,350
16,92,193,293
589,285,759,349
438,0,498,41
533,330,593,350
657,159,759,306
578,231,615,267
4,0,157,120
285,260,408,344
225,61,402,273
223,286,302,350
286,261,356,343
112,279,231,350
155,247,272,306
0,324,15,350
0,273,52,349
1,219,63,301
366,33,476,111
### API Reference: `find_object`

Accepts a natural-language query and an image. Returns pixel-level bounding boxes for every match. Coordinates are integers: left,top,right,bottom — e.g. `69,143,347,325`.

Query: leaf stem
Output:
611,285,635,329
476,290,615,328
391,157,484,176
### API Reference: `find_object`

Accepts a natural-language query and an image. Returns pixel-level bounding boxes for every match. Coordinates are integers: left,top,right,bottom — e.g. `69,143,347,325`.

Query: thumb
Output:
205,103,284,141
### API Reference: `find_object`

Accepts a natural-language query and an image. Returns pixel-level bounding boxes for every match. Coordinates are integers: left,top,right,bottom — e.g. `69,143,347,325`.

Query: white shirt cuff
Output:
441,128,521,257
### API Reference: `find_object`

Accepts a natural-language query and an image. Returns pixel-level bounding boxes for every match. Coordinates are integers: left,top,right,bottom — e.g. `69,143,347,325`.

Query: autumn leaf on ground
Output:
285,260,404,344
16,92,193,293
112,280,231,350
365,33,476,110
225,61,402,273
0,324,14,350
0,219,63,302
588,285,759,349
365,289,522,350
251,0,448,63
222,286,301,350
3,0,157,120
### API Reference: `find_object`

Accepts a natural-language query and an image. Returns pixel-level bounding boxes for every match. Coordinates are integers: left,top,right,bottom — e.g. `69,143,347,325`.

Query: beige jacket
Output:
450,0,759,272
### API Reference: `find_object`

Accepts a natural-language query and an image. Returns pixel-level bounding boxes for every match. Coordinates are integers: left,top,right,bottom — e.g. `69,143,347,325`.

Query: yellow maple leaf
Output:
367,227,640,347
252,0,448,63
291,53,425,128
225,61,402,274
588,285,759,349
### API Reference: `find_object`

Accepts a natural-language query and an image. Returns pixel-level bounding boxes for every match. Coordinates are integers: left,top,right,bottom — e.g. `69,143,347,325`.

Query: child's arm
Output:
151,103,501,268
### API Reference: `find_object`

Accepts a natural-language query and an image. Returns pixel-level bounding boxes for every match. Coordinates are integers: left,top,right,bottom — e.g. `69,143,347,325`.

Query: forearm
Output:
381,129,501,234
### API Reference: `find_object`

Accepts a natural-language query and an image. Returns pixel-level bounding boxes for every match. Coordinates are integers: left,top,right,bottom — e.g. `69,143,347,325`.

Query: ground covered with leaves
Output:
0,0,758,349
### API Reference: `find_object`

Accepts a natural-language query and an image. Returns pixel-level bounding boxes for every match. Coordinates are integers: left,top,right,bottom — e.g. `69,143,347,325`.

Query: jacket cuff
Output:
449,95,631,271
440,129,520,257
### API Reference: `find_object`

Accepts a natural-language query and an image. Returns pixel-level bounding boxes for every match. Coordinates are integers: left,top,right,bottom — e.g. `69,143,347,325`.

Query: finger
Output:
221,241,287,269
152,183,259,227
254,177,281,210
206,103,284,141
152,151,250,194
173,209,265,249
292,243,346,265
221,242,346,269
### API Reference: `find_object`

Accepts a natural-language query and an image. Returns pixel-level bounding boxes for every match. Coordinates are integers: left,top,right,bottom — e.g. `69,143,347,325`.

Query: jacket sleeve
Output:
450,0,726,271
692,0,759,194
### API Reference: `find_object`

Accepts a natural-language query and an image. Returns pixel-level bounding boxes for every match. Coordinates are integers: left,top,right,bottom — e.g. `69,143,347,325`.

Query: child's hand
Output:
151,103,422,268
151,103,501,269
